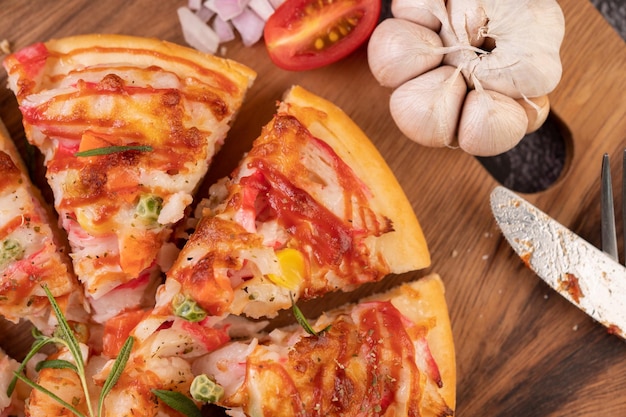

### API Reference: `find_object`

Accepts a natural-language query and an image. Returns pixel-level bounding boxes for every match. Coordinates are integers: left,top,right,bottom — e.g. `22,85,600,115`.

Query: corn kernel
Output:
267,248,305,290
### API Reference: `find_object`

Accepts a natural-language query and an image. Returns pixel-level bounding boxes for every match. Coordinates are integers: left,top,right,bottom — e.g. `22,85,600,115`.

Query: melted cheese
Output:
3,35,256,320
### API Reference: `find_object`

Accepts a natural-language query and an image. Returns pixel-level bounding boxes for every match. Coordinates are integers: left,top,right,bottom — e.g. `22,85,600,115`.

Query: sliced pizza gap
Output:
165,85,431,320
194,273,456,417
0,119,87,333
3,34,256,323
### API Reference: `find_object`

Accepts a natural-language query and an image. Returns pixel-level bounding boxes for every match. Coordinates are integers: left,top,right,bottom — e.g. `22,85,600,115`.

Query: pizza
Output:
2,34,256,322
0,119,86,332
2,33,455,416
164,85,430,319
195,273,455,417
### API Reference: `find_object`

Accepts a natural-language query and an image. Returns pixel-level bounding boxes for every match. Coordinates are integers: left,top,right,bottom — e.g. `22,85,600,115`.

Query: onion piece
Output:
231,8,265,47
188,0,203,10
177,7,220,54
196,6,216,22
248,0,275,20
212,15,236,42
205,0,248,21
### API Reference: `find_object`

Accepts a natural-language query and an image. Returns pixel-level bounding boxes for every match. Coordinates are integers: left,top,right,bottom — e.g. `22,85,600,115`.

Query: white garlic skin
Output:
367,18,444,88
516,95,550,134
443,0,565,98
458,88,529,156
391,0,445,32
390,65,467,148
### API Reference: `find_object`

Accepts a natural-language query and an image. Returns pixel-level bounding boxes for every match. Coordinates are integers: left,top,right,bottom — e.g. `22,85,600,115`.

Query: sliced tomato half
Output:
264,0,381,71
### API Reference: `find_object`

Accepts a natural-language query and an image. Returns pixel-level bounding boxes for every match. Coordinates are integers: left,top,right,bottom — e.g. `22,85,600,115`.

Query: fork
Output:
601,149,626,265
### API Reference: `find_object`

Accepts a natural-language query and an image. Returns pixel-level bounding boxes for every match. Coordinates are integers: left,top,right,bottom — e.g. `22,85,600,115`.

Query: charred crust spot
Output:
98,73,126,92
79,166,107,197
161,90,181,107
182,127,203,149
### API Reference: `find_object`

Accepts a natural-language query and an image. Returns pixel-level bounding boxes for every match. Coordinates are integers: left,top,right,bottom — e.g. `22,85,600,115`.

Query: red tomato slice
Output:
264,0,381,71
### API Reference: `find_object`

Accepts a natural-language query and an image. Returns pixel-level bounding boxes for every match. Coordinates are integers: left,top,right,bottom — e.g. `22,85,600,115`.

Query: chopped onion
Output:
268,0,286,10
231,8,265,47
196,5,216,22
179,0,280,54
177,6,220,54
248,0,275,21
188,0,203,10
213,15,236,43
204,0,248,21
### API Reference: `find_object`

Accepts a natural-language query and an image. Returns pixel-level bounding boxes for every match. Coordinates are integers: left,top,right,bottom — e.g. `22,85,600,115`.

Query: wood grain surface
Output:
1,1,625,416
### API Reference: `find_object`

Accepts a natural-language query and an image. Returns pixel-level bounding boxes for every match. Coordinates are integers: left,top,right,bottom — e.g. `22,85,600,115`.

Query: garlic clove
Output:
367,18,444,88
391,0,445,32
516,95,550,134
389,65,467,148
458,88,528,156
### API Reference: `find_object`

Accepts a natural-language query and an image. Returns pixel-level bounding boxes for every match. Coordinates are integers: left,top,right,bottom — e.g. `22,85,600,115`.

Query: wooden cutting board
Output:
1,1,625,416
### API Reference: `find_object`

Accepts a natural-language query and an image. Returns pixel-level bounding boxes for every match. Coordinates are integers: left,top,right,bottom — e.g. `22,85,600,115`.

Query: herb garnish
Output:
74,145,153,157
6,285,134,417
291,294,331,336
152,389,203,417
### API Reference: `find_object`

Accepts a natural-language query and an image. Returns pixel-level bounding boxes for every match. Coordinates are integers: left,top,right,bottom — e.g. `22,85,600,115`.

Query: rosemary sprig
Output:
152,389,203,417
98,336,134,417
74,145,153,157
291,294,331,336
6,285,134,417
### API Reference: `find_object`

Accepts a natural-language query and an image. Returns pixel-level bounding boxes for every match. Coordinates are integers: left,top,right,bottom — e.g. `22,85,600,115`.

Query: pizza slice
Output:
193,273,455,417
166,85,430,319
0,119,86,332
3,34,256,322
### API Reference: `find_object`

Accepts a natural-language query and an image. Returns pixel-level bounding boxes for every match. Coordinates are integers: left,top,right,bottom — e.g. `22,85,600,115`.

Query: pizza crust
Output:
279,85,430,274
32,33,256,94
372,273,457,412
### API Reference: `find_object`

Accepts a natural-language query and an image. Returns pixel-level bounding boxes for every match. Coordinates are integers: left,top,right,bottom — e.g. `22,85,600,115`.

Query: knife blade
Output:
490,185,626,339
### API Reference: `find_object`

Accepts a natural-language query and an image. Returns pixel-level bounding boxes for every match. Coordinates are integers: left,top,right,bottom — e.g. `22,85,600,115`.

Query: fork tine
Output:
601,153,618,261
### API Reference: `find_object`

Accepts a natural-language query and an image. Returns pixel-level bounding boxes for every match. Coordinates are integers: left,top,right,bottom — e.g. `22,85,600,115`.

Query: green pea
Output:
190,374,224,404
172,294,207,322
135,194,163,224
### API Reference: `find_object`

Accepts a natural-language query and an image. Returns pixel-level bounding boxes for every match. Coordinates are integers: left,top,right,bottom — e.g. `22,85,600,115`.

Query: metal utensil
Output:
490,185,626,339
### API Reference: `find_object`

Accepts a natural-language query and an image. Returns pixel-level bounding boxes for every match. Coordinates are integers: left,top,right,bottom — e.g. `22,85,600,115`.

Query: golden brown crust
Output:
43,33,256,92
279,85,430,274
374,273,456,412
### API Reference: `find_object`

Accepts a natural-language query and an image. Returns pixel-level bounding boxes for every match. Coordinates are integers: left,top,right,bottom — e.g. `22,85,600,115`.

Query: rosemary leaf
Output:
35,359,78,373
43,285,96,417
13,371,87,417
98,336,134,417
291,294,319,336
290,294,331,337
74,145,153,157
6,337,55,397
152,389,203,417
43,286,84,370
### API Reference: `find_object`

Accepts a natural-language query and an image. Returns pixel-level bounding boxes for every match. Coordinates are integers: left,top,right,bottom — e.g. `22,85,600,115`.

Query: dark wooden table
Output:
1,1,625,416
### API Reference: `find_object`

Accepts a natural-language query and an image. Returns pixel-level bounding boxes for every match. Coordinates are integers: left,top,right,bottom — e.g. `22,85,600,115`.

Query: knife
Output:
490,185,626,339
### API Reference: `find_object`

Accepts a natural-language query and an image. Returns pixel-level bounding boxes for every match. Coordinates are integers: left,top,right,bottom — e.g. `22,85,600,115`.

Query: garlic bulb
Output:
367,0,565,156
